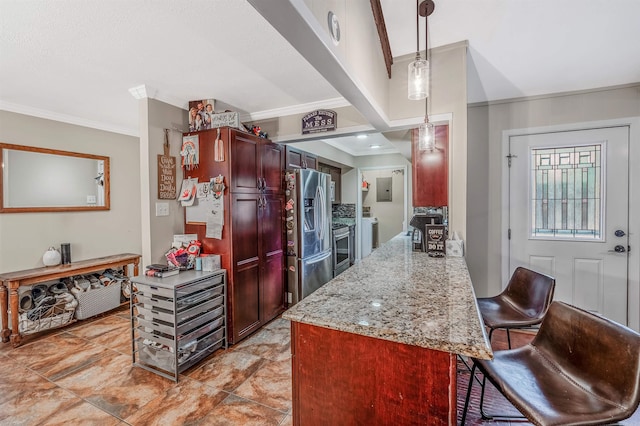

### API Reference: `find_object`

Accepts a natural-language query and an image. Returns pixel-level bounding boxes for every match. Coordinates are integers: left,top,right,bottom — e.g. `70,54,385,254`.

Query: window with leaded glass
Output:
530,144,603,240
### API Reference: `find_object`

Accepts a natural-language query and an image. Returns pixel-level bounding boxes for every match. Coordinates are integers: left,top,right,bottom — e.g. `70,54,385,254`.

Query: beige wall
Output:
0,110,141,273
466,85,640,331
304,0,389,119
353,154,412,236
139,99,189,267
361,168,405,243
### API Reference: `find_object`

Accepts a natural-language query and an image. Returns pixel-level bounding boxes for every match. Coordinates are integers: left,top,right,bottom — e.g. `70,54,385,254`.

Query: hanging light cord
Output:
424,1,429,56
416,0,420,60
424,2,430,123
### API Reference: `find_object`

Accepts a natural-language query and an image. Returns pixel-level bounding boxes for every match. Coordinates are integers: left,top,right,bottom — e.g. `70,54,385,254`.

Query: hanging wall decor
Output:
301,109,337,134
181,135,199,171
214,128,224,162
158,129,177,199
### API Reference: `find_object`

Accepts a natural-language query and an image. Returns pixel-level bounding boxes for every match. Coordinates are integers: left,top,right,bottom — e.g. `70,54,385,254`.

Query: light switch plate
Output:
86,195,97,204
155,202,169,217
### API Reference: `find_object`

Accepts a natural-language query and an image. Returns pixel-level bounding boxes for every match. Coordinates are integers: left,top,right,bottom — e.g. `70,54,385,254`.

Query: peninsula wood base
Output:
290,321,457,425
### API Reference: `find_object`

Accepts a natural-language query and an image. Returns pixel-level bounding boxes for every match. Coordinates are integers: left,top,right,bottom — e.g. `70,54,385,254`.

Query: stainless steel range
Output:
332,224,350,277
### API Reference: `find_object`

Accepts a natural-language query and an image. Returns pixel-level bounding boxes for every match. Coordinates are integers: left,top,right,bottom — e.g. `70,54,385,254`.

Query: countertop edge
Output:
283,311,493,360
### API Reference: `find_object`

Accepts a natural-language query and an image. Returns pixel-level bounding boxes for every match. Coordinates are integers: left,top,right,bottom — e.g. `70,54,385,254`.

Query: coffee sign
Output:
426,225,446,257
302,109,337,134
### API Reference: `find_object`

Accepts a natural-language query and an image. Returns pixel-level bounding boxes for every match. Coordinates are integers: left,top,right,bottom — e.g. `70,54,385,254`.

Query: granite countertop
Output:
283,233,493,360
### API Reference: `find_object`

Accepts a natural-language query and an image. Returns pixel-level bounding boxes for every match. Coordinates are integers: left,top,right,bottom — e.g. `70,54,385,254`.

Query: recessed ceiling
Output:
1,0,639,159
323,133,397,157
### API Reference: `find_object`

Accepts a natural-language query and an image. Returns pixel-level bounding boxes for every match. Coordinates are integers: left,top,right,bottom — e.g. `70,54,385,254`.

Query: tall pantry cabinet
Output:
183,127,286,344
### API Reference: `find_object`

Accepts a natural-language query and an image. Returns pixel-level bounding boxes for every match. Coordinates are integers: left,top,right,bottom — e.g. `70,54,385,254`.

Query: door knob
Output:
614,245,626,253
615,230,626,237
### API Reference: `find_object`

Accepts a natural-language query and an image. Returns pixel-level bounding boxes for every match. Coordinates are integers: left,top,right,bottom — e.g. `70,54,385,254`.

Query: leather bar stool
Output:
477,266,555,348
461,301,640,425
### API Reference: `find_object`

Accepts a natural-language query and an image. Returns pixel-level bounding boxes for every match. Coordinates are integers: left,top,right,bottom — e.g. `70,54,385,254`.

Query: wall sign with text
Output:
158,154,176,199
302,109,337,134
426,225,446,257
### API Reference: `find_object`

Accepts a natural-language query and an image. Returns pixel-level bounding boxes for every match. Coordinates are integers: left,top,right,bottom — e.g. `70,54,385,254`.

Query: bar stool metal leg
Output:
461,360,526,423
460,362,477,425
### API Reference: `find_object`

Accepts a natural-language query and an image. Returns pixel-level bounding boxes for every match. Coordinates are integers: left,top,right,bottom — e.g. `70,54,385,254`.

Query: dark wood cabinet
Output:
231,132,285,194
290,322,456,425
261,141,286,192
305,154,317,170
285,146,317,170
229,132,260,194
260,194,286,321
412,124,449,207
184,127,285,344
319,163,341,204
230,193,261,338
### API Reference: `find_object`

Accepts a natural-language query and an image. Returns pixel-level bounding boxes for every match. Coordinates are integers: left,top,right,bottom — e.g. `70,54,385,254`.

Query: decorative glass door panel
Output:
530,144,602,240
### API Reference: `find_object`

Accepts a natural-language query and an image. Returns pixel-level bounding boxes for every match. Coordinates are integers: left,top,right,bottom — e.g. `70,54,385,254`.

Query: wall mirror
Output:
0,143,110,213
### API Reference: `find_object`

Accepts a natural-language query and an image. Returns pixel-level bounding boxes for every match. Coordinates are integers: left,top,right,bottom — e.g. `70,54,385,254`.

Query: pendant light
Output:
415,0,436,151
407,0,427,100
418,107,435,151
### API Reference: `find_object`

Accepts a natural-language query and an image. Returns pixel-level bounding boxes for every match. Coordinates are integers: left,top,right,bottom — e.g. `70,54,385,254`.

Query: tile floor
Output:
0,308,638,425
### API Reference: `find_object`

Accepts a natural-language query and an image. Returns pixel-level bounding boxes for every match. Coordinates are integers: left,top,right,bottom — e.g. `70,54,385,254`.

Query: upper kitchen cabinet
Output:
319,163,341,204
285,146,317,170
412,125,449,207
230,131,285,194
260,139,286,193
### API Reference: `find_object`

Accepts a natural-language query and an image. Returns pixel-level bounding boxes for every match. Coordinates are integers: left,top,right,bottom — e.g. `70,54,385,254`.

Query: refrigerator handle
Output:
314,186,320,239
318,185,326,241
306,250,332,264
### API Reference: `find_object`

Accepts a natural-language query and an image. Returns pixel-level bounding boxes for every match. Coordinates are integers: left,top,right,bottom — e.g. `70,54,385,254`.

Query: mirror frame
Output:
0,142,110,213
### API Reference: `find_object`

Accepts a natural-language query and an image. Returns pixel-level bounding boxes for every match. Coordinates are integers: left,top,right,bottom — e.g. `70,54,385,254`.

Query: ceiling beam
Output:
248,0,391,131
369,0,393,79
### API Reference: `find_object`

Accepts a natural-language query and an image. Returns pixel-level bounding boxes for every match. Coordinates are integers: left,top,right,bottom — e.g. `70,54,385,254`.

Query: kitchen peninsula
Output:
283,233,492,425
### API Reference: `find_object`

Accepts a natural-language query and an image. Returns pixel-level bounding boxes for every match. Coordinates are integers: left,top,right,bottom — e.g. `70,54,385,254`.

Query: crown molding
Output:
0,101,138,137
246,97,351,121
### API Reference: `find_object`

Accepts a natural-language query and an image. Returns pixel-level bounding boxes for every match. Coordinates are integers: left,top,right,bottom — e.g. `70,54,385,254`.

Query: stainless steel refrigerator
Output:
284,169,333,305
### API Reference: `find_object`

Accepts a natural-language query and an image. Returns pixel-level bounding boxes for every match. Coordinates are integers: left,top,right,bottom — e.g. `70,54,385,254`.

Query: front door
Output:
509,126,630,325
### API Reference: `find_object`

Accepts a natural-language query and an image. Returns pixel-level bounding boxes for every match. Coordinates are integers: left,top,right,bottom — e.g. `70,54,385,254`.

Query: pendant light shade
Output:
411,0,436,151
418,120,435,151
408,57,429,100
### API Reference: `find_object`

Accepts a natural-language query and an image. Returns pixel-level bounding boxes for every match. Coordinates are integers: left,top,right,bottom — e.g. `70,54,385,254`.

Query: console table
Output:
0,253,140,347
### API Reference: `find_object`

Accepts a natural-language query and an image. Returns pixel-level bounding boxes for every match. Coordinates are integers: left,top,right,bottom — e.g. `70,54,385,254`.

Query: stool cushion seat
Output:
476,346,633,425
472,302,640,426
478,267,555,334
477,297,544,329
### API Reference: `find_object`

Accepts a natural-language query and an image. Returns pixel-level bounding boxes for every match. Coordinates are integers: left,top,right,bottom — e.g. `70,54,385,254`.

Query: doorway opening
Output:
356,165,408,260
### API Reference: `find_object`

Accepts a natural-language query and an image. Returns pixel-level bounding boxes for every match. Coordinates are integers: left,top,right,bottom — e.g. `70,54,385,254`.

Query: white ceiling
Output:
1,0,639,157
